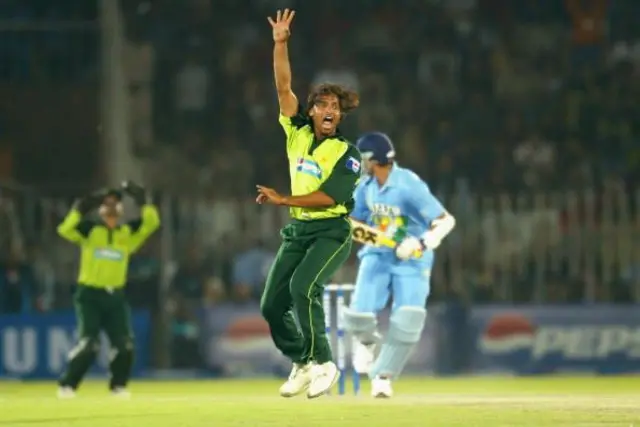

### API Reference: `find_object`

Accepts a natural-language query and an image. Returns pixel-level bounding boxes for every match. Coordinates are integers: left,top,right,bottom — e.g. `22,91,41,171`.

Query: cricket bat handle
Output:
348,218,422,259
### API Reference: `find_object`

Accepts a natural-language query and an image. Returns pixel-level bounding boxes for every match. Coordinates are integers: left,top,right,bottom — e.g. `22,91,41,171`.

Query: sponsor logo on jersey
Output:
94,248,124,261
296,157,322,179
370,204,406,238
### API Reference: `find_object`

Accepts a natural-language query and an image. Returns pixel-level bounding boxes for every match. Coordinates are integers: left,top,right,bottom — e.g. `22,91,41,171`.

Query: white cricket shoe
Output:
371,376,393,398
353,342,377,374
111,387,132,399
279,363,313,397
57,386,76,399
307,361,339,399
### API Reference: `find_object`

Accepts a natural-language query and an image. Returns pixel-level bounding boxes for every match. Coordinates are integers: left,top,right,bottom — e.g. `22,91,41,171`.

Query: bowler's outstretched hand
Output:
267,8,295,42
256,185,285,205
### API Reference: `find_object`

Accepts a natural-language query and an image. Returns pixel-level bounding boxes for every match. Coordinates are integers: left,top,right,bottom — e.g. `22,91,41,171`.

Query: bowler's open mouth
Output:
321,115,334,130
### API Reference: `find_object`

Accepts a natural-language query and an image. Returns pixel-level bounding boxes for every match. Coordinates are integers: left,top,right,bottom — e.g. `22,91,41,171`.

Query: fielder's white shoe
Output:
111,387,132,399
371,376,393,398
57,386,76,399
353,342,377,374
307,361,339,399
279,363,313,397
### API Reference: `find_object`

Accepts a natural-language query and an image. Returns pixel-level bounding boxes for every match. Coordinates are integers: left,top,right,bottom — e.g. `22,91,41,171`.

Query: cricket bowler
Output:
56,181,160,398
344,132,456,398
257,9,362,399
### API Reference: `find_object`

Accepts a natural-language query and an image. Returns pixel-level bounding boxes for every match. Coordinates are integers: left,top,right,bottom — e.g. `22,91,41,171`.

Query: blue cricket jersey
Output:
351,164,446,270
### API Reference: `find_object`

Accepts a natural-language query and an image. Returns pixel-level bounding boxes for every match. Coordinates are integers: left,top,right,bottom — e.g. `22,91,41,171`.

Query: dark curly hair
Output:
305,83,360,116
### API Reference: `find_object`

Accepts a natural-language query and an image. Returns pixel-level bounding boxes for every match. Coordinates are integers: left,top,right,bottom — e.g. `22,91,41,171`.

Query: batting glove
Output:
420,231,442,251
394,236,423,261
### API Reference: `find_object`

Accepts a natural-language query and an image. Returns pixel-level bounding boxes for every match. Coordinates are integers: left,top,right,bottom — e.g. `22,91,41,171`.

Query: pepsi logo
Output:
480,314,536,353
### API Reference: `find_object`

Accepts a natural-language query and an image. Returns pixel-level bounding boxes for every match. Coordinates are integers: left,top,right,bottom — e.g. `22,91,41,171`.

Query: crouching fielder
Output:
344,132,455,398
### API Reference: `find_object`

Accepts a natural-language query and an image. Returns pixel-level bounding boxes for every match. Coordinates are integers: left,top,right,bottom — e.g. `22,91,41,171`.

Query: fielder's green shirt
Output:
57,205,161,289
280,107,361,221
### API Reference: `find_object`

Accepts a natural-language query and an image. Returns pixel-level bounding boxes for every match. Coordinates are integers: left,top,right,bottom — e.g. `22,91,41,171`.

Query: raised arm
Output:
57,196,97,244
127,205,161,253
57,208,86,244
268,9,298,117
121,180,160,253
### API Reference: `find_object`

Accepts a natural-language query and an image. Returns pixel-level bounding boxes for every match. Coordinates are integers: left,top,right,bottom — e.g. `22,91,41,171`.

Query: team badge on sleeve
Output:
346,156,361,174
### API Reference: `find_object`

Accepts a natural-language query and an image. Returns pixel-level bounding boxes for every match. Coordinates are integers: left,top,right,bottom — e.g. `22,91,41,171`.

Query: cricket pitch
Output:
1,376,639,426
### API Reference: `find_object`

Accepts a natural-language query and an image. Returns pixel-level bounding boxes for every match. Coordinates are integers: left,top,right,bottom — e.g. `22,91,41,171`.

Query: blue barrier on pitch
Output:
0,310,150,379
469,305,640,374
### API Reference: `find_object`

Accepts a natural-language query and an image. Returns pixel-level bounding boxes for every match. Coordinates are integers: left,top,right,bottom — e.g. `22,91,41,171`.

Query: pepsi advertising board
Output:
0,310,151,379
201,302,440,376
471,305,640,374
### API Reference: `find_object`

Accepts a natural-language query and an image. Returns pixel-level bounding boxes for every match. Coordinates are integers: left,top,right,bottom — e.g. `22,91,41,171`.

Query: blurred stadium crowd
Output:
131,0,640,193
0,0,639,366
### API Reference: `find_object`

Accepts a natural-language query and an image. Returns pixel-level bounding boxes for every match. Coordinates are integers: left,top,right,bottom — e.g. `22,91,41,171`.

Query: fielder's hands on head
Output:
121,180,147,205
268,8,295,43
121,180,144,194
256,185,286,205
74,188,108,214
394,236,424,261
74,195,97,215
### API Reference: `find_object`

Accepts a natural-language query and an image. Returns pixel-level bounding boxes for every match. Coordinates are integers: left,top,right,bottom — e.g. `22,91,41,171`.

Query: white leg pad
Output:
369,306,426,379
342,308,379,344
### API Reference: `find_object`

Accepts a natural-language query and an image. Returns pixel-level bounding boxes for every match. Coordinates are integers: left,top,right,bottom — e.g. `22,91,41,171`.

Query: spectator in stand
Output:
0,248,36,314
171,245,210,303
1,0,640,311
230,239,274,303
565,0,608,70
127,239,161,311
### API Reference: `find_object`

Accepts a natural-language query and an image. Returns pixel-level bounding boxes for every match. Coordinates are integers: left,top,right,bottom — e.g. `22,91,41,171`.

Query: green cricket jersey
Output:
280,107,361,221
57,205,161,289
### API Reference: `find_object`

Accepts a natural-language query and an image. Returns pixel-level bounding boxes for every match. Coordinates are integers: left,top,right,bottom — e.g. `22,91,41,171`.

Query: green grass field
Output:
1,376,639,426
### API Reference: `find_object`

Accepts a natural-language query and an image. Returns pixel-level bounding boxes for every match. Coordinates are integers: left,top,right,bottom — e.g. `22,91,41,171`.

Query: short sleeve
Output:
278,104,309,140
320,145,361,206
408,177,446,223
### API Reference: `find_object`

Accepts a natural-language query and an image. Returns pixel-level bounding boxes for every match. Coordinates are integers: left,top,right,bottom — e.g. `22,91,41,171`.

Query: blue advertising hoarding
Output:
0,310,151,379
470,305,640,374
9,304,638,379
200,302,442,376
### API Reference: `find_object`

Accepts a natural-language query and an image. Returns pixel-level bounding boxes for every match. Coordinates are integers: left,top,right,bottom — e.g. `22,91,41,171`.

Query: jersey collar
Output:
313,127,344,142
99,220,122,230
380,163,400,192
363,163,400,190
309,128,345,155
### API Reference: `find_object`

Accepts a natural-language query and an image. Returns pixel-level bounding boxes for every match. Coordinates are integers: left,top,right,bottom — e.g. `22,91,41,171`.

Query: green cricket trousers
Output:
260,217,352,365
59,285,134,390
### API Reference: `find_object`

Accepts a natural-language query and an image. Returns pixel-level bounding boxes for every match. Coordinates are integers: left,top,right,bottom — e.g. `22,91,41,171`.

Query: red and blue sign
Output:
471,305,640,374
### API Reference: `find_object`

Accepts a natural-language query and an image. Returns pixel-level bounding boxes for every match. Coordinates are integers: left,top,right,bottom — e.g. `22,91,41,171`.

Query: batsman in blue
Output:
344,132,456,398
